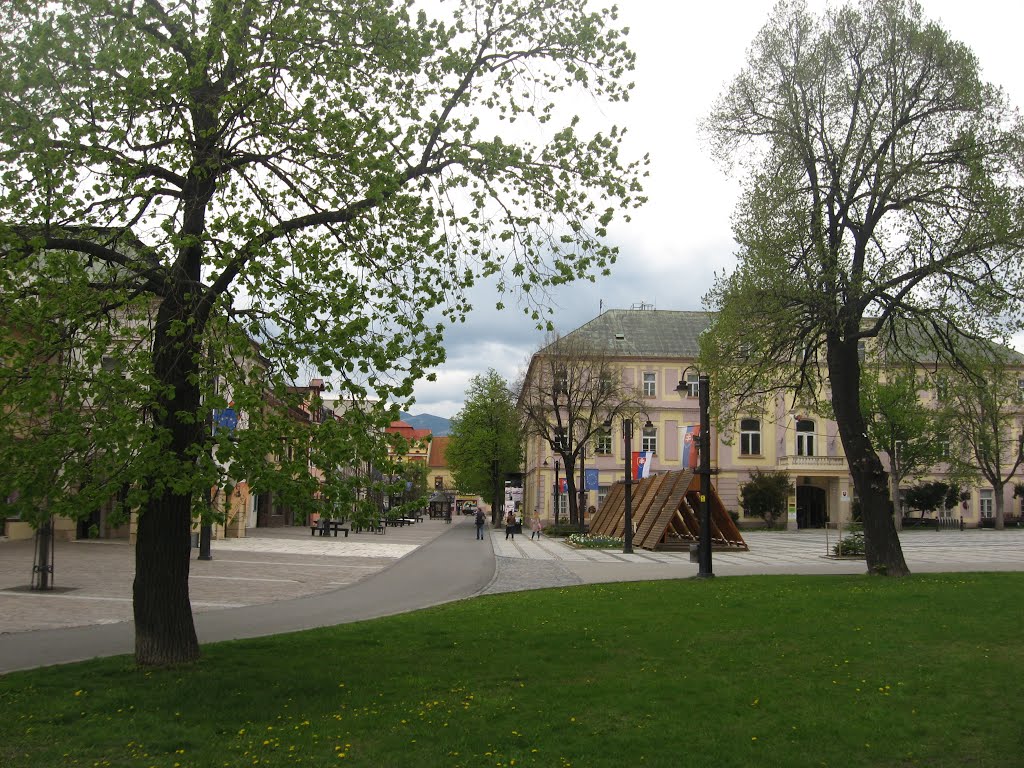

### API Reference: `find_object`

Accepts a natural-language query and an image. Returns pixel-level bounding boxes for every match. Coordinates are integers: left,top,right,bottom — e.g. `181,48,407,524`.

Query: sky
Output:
408,0,1024,419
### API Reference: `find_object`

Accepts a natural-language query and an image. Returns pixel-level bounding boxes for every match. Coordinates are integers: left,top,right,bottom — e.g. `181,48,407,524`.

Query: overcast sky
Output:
408,0,1024,419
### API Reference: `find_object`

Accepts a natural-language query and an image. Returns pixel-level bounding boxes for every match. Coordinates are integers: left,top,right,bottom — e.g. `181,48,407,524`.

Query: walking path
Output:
1,519,1022,673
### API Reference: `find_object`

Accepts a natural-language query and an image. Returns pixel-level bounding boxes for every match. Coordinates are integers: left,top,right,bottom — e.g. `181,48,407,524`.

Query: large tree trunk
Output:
828,337,910,576
133,278,204,665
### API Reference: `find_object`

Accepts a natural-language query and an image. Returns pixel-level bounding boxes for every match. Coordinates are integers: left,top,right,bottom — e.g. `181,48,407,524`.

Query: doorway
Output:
796,485,827,529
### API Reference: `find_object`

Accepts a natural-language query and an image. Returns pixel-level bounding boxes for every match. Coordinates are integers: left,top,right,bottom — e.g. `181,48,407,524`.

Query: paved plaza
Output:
1,519,1022,672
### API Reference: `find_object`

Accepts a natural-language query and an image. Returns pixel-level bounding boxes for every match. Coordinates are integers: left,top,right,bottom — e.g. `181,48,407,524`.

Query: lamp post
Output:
696,373,713,578
891,440,903,532
677,369,714,578
578,446,587,534
622,417,634,554
545,457,561,526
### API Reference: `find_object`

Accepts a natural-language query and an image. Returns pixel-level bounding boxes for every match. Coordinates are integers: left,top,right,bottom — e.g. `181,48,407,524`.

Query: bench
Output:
311,520,349,537
352,521,385,534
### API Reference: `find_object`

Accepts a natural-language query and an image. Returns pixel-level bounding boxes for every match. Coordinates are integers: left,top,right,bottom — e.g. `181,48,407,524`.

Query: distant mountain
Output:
400,412,451,437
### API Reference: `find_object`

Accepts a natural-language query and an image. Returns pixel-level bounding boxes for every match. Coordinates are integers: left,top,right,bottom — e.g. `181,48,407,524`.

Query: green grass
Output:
2,574,1023,767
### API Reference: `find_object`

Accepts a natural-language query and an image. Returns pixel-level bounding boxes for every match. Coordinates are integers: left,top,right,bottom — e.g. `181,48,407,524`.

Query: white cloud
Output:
407,0,1024,417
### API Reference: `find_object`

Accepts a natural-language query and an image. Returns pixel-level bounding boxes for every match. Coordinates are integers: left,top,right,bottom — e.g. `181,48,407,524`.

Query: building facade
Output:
521,308,1024,529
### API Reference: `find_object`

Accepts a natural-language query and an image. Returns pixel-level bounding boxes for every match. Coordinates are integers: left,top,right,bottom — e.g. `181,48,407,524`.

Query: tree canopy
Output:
0,0,644,664
700,0,1024,575
445,369,523,510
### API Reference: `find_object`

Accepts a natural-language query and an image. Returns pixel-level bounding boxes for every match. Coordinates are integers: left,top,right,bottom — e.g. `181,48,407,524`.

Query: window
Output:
598,486,610,508
643,372,656,397
594,429,612,455
642,426,657,453
980,489,993,518
740,418,761,456
599,374,613,394
684,372,700,398
554,367,568,396
796,420,815,456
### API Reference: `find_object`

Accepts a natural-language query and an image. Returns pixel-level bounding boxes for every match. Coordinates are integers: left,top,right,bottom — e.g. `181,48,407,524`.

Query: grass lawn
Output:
2,573,1022,767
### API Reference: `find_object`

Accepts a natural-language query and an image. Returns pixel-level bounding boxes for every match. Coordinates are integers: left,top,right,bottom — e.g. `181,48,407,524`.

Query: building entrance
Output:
796,485,827,528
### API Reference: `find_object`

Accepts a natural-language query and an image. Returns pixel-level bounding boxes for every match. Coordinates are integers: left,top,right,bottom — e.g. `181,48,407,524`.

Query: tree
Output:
939,355,1024,529
517,333,643,526
859,368,944,529
902,480,956,516
700,0,1024,576
0,0,644,665
445,369,523,520
739,469,794,529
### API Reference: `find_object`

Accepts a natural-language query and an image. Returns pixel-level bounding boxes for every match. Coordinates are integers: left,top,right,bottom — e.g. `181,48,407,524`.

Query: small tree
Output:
940,355,1024,529
518,333,642,526
739,470,794,529
902,481,949,517
860,368,944,529
446,370,523,523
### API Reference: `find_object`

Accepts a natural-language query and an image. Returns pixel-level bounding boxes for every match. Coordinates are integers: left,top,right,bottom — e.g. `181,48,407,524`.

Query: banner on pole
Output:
631,451,652,481
681,425,701,469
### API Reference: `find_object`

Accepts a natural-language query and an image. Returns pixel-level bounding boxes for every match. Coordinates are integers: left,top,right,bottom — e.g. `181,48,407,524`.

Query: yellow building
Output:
521,308,1024,530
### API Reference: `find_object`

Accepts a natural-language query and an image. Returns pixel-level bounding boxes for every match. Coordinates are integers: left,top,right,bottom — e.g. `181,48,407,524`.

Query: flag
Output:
681,425,701,469
558,477,567,494
584,468,600,491
631,451,652,481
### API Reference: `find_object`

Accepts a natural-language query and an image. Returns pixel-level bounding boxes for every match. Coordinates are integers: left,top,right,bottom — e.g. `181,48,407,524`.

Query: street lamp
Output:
622,417,634,553
676,368,714,578
605,414,653,554
544,457,561,526
577,445,587,534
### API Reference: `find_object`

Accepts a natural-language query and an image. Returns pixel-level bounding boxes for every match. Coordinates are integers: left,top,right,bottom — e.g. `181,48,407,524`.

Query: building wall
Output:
522,355,1023,529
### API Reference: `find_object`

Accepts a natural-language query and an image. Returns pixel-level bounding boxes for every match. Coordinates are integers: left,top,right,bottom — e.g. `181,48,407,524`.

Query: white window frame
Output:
796,420,815,457
643,372,656,397
594,429,612,455
642,426,657,454
740,418,761,456
685,372,700,398
980,489,994,518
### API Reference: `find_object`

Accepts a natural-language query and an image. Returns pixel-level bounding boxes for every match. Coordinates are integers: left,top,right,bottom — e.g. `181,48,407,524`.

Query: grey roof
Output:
553,309,712,359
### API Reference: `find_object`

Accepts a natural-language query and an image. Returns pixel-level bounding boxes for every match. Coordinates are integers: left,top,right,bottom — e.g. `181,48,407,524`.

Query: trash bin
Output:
689,543,699,563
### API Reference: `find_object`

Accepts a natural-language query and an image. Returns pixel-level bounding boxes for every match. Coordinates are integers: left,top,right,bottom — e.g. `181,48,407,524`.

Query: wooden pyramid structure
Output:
589,470,748,552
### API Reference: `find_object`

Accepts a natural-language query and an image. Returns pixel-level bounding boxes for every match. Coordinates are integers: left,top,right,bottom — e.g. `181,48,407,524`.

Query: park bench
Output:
352,520,386,534
311,520,349,537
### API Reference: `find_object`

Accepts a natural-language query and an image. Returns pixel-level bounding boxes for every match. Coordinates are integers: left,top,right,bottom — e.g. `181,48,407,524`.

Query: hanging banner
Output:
631,451,652,481
585,468,600,491
681,425,701,469
558,477,567,494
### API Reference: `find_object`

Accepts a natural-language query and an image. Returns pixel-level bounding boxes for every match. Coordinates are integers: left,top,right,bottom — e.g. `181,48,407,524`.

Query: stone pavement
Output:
1,519,1022,673
484,526,1024,592
0,519,449,635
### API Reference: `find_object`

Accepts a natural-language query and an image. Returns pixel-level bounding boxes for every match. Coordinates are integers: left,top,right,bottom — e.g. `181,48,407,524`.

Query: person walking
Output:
474,508,486,540
505,509,516,540
530,512,543,540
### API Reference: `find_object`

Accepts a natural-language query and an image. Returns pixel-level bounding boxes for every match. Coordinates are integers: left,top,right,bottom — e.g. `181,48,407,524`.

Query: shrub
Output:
833,531,866,557
567,533,624,549
543,523,587,537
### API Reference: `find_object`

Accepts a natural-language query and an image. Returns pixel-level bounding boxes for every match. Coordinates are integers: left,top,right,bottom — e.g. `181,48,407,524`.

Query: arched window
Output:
740,418,761,456
796,419,815,456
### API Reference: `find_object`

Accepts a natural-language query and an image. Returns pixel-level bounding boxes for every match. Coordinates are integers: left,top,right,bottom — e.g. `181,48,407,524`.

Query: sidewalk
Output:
2,521,1022,673
484,527,1024,593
